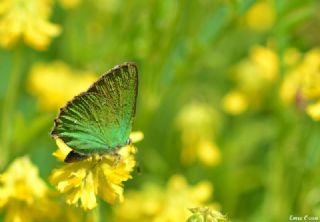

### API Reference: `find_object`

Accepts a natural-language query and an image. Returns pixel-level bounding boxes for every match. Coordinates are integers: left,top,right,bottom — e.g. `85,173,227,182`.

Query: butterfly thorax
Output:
64,138,131,163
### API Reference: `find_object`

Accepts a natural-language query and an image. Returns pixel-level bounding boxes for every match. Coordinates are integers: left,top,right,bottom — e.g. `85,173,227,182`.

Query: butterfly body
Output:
51,63,138,162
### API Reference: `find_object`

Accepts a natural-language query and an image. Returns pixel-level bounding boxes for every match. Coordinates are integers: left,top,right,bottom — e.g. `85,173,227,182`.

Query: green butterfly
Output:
51,63,138,163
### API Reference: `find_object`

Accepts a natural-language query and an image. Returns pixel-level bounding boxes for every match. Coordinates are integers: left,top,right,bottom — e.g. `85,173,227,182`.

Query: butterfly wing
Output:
51,63,138,154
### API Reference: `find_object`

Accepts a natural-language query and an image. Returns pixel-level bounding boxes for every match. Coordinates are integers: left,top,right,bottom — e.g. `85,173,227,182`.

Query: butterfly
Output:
51,63,138,163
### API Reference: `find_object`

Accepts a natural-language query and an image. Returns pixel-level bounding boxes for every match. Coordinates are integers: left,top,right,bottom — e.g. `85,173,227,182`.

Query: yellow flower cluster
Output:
176,103,221,167
280,48,320,120
222,45,279,115
0,0,61,50
222,90,248,116
27,61,98,111
187,207,227,222
58,0,81,9
245,0,275,32
50,132,143,210
113,175,216,222
0,156,58,222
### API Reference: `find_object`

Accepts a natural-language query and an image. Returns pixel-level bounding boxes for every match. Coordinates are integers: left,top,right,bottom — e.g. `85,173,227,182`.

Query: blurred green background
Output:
1,0,320,221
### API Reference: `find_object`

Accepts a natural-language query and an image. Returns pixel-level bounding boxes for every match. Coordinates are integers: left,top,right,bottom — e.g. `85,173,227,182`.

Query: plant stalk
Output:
0,47,22,168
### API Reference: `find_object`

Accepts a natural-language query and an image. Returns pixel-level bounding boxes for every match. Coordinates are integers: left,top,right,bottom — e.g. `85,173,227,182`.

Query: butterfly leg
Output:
110,151,122,166
136,162,142,174
64,150,90,163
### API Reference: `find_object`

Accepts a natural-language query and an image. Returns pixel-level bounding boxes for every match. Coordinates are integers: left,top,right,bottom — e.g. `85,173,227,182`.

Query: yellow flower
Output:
279,68,301,105
306,102,320,121
113,175,217,222
0,0,61,50
250,46,278,81
235,46,279,90
27,61,98,111
197,141,221,167
222,90,248,115
280,48,320,121
300,49,320,99
50,132,143,210
176,103,221,167
245,1,275,32
0,156,58,222
227,45,279,112
187,207,227,222
58,0,81,9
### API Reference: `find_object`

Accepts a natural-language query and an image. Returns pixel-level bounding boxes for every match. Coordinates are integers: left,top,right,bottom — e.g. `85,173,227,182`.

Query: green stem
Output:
0,47,22,168
93,203,101,222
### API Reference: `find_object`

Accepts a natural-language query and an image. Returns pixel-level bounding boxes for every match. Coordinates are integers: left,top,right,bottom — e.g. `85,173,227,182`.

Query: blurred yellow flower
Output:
236,46,279,90
225,45,279,113
113,175,216,222
245,1,275,32
58,0,81,9
50,132,143,210
300,49,320,99
197,140,221,167
250,46,278,81
27,61,97,111
176,103,221,167
0,0,61,50
306,102,320,121
222,90,248,115
0,156,58,222
280,68,301,105
280,48,320,121
187,207,227,222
